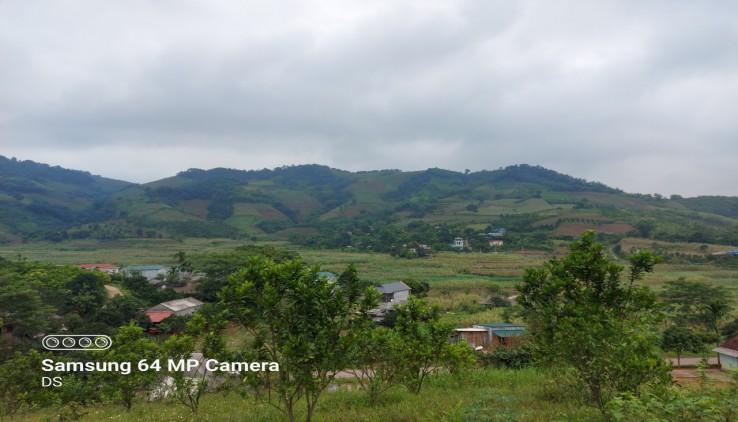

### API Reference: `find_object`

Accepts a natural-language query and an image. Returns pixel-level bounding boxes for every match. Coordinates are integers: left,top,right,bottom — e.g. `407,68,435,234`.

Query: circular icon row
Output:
42,335,112,351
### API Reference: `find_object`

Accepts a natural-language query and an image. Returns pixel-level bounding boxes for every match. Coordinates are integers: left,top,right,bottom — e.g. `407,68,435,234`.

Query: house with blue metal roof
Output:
473,323,526,348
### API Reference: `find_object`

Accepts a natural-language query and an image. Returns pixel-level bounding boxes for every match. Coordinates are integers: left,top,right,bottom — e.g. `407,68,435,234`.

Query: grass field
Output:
2,237,737,316
5,368,602,422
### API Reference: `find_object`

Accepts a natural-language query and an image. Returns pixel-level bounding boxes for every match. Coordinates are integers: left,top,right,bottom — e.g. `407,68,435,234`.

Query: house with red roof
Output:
144,297,204,329
713,335,738,370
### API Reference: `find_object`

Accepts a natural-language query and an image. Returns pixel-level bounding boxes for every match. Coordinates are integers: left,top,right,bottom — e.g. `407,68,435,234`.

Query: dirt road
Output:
104,284,123,299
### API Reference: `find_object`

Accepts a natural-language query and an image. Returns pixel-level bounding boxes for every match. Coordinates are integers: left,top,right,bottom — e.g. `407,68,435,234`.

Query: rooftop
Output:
475,323,526,329
377,281,411,294
148,297,203,313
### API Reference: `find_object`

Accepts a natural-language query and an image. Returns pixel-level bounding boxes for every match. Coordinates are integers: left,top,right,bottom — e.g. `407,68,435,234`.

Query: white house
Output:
376,281,411,311
714,336,738,370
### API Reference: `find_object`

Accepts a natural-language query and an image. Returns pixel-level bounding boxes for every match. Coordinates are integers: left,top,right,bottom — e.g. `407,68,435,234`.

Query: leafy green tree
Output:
157,314,191,334
65,272,107,316
94,295,147,328
0,350,59,414
160,313,227,414
661,326,704,367
393,298,455,394
517,231,669,413
337,263,373,291
221,257,379,422
659,278,730,326
97,323,161,411
0,279,54,338
173,250,194,274
722,317,738,340
402,277,430,298
705,299,731,338
350,327,405,404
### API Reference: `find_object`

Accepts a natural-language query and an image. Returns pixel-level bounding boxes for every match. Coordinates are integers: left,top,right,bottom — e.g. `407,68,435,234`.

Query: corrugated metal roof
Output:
148,297,203,313
476,323,526,329
491,329,525,338
377,281,411,294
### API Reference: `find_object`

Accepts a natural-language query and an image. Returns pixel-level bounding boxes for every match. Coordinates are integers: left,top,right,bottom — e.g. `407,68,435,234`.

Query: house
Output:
369,281,412,322
452,328,488,349
713,335,738,370
451,237,465,250
473,323,526,348
121,265,170,282
489,239,504,247
77,263,119,274
145,297,204,326
376,281,411,311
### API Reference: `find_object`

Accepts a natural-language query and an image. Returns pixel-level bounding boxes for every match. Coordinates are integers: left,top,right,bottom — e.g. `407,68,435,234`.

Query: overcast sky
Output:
1,1,737,197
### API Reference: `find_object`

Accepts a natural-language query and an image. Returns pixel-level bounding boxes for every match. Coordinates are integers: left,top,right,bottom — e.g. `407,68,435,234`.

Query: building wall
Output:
719,354,738,370
394,290,409,303
454,331,488,349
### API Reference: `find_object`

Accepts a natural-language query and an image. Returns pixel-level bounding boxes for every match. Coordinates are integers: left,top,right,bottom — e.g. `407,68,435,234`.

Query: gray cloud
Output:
2,0,738,196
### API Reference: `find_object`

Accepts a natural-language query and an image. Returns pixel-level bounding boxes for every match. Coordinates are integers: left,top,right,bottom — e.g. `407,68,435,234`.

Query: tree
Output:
94,295,147,328
220,257,378,422
517,231,669,413
0,350,59,414
402,277,430,298
0,279,54,338
392,298,456,394
660,278,731,327
661,326,704,368
160,313,227,414
349,326,405,404
722,317,738,340
97,324,161,411
705,299,731,338
65,272,107,316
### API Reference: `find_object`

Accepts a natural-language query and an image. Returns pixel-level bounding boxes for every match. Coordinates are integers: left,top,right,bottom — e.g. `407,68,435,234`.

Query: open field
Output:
3,237,737,317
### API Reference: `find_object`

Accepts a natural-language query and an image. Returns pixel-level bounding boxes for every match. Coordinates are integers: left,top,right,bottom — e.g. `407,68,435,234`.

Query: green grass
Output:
6,368,602,422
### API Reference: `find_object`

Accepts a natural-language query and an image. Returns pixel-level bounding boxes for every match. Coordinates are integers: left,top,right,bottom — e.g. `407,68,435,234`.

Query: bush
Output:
477,344,532,370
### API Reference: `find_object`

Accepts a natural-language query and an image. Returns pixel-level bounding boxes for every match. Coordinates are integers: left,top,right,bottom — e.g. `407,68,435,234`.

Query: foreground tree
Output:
160,313,227,414
98,324,160,411
221,257,378,422
350,326,405,404
392,298,459,394
517,231,669,413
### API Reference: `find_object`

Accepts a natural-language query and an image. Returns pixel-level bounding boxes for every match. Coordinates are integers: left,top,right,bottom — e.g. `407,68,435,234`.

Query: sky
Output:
1,1,737,197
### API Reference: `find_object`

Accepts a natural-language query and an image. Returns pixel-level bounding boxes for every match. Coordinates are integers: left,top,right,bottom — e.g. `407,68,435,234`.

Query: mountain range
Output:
1,155,738,248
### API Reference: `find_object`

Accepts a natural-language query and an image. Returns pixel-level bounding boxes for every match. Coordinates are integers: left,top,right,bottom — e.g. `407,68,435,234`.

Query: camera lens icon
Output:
42,335,112,351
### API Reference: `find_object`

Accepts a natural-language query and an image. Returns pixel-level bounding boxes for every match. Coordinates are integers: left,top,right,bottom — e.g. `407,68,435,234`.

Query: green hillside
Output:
2,158,738,252
0,156,133,242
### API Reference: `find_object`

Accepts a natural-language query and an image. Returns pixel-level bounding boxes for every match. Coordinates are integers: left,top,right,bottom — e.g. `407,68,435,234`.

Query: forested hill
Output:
3,157,738,248
0,155,133,241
